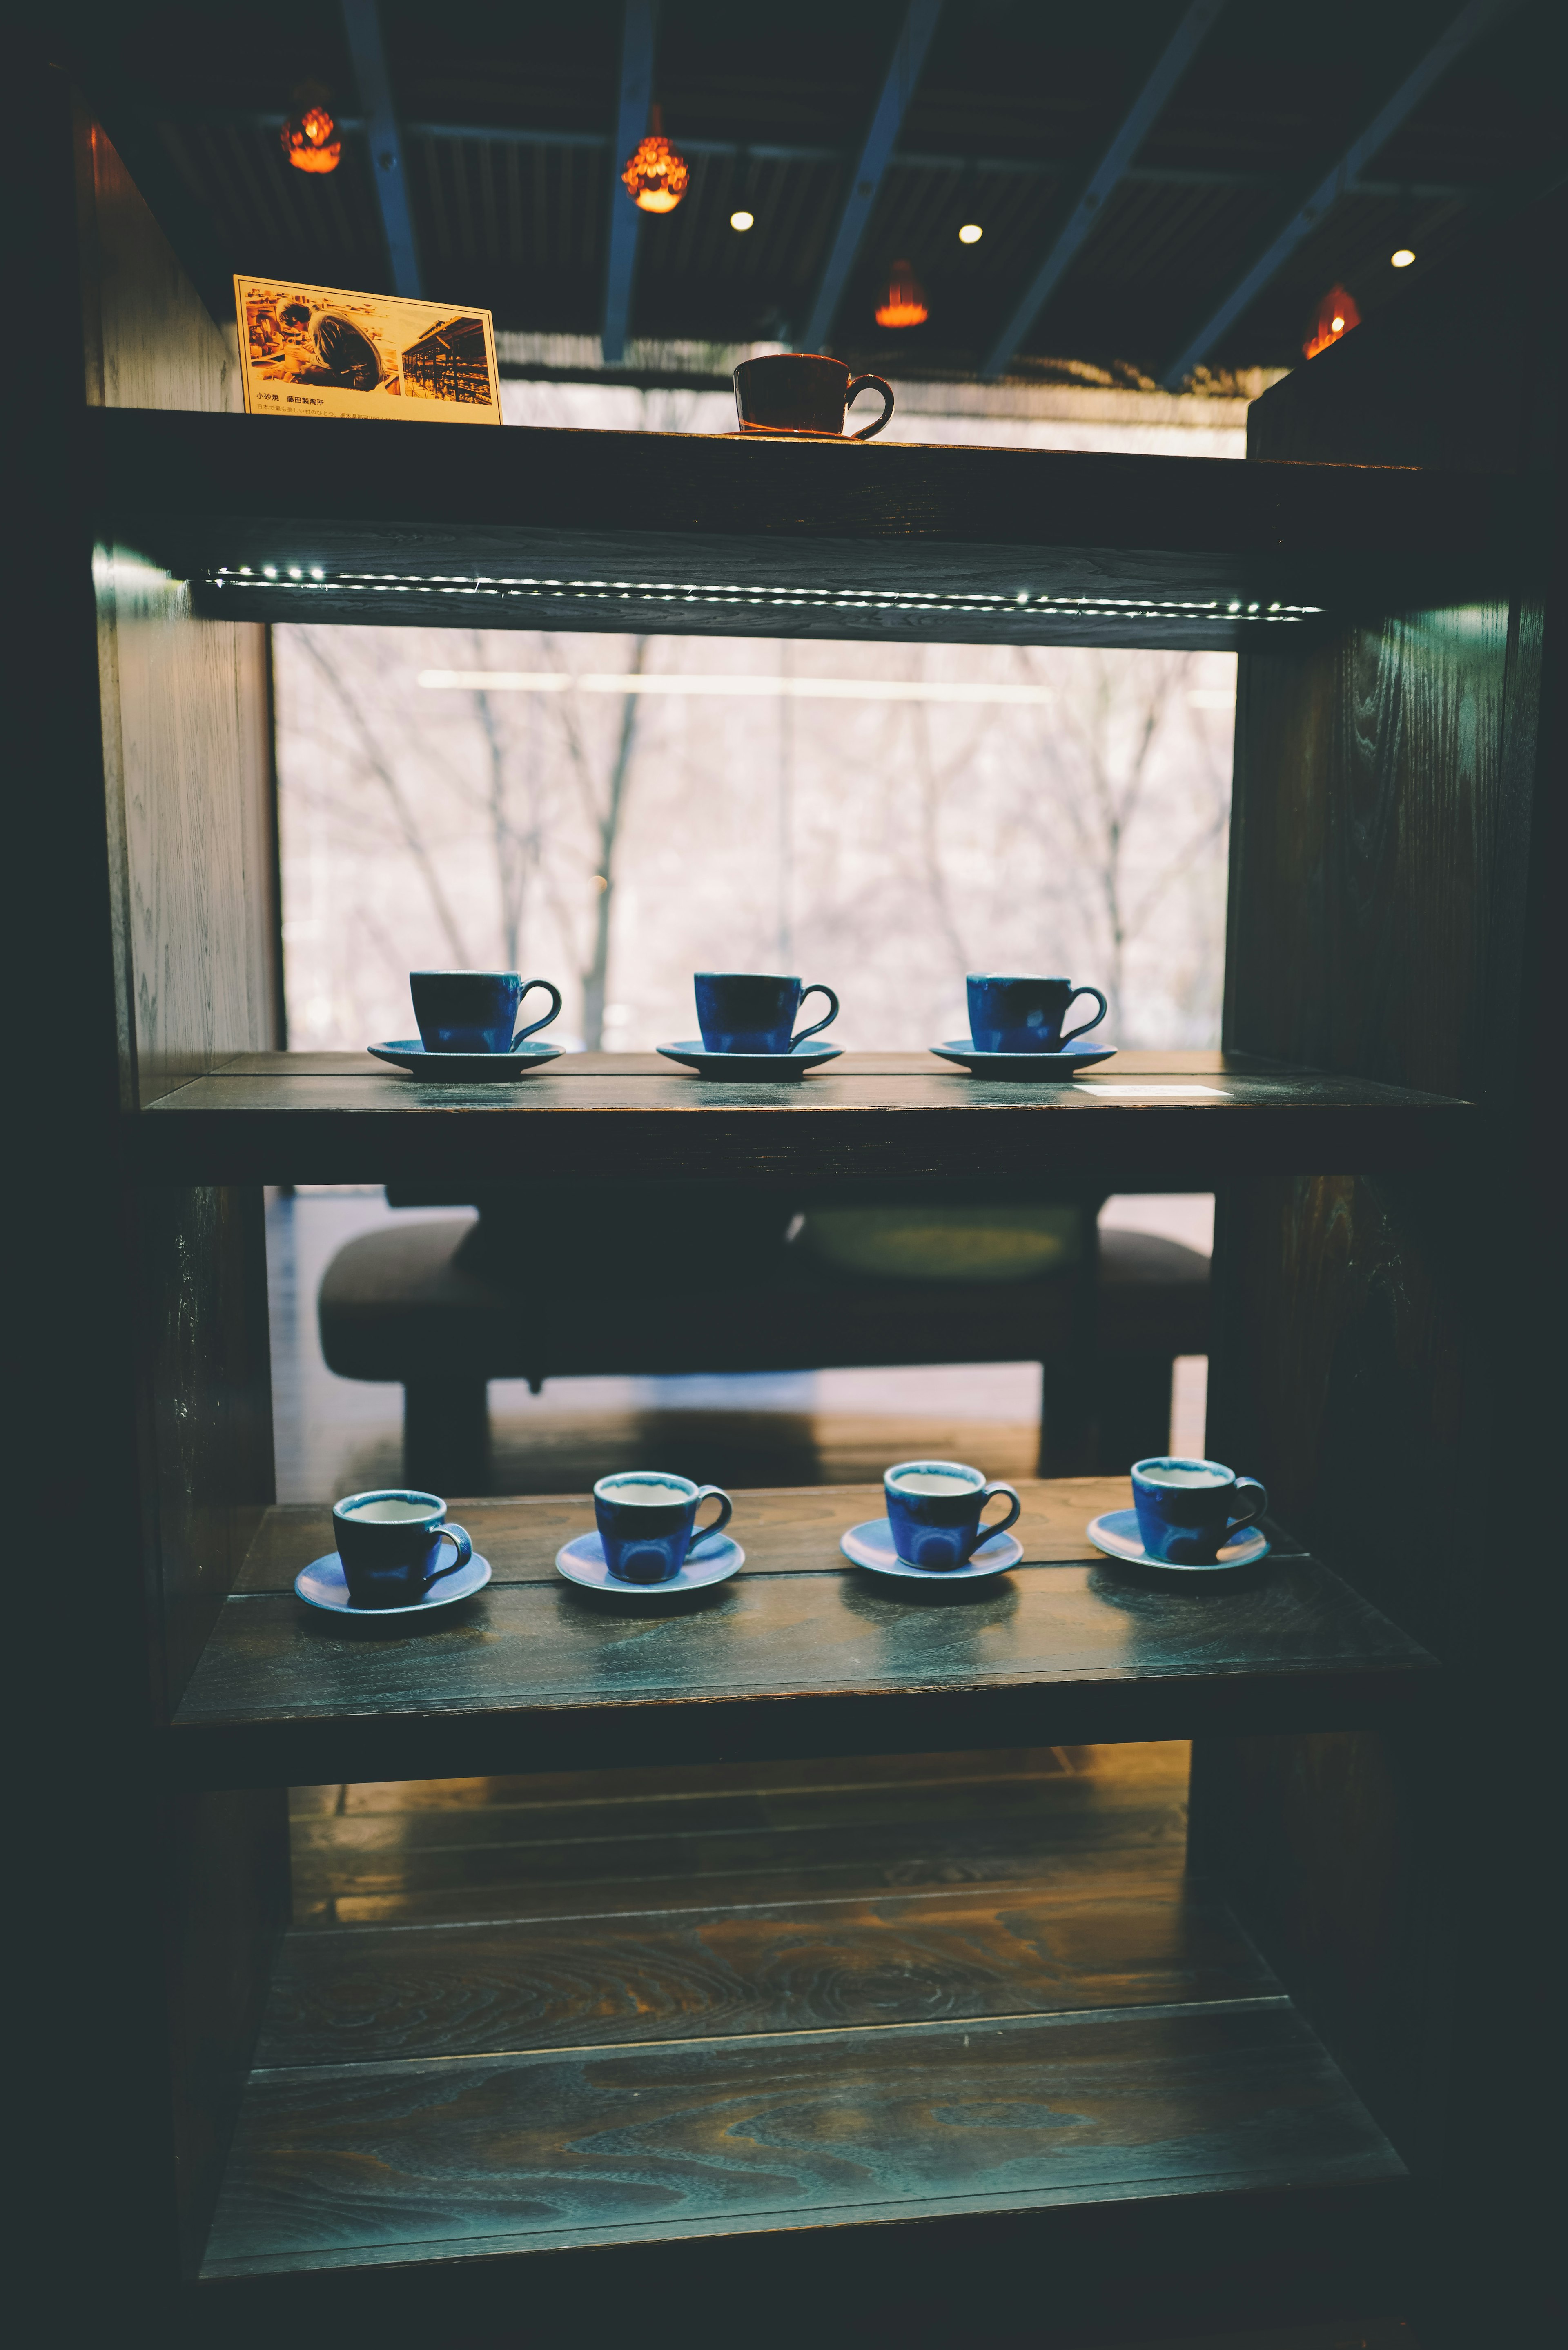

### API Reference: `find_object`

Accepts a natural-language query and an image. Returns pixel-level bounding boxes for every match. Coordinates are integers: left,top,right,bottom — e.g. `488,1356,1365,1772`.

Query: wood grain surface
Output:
133,1050,1474,1187
204,2000,1401,2276
172,1477,1432,1785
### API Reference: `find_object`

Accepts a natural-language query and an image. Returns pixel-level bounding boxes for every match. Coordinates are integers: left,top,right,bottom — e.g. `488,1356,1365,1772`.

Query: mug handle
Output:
791,983,840,1045
1059,986,1109,1044
511,978,564,1047
687,1487,733,1557
1225,1479,1268,1537
846,374,894,441
973,1481,1022,1553
423,1523,473,1585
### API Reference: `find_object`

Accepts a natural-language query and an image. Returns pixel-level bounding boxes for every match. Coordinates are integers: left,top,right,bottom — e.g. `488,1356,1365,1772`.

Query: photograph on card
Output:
234,277,501,423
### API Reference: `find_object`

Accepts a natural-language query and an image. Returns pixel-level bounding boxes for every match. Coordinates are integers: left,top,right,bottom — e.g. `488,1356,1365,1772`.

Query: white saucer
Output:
1086,1509,1270,1575
293,1550,492,1615
839,1517,1023,1582
555,1530,744,1592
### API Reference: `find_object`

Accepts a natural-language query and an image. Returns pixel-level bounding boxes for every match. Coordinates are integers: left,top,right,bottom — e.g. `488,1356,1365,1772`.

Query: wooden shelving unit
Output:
29,71,1555,2344
137,1049,1474,1184
172,1481,1438,1788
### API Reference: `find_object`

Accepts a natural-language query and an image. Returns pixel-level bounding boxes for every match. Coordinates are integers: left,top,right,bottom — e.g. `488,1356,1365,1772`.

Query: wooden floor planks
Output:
206,2002,1401,2275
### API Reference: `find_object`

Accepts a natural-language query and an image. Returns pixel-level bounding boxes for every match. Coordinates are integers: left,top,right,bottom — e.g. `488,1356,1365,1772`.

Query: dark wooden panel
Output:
258,1880,1273,2068
132,1051,1473,1187
92,407,1517,650
204,2001,1402,2277
171,1538,1435,1787
234,1478,1163,1592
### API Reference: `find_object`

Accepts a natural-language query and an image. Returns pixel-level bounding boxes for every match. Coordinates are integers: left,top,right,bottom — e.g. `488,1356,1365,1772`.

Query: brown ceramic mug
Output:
732,352,894,441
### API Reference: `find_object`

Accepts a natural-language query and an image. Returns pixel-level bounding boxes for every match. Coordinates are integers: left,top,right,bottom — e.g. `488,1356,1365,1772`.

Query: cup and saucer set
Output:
556,1473,744,1593
1087,1457,1271,1578
658,971,843,1080
842,1460,1024,1583
932,973,1117,1080
370,969,564,1080
295,1489,492,1620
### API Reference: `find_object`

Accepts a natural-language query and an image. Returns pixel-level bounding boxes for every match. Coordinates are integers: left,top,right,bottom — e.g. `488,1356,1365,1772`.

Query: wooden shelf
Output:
196,1746,1406,2319
136,1050,1472,1186
89,407,1516,651
169,1479,1437,1789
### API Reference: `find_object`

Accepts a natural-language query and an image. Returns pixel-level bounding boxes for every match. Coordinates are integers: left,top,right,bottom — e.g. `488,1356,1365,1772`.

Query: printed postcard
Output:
234,278,501,423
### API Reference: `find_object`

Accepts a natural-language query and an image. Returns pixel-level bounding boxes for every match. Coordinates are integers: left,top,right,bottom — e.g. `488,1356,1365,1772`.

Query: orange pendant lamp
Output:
281,82,341,175
875,259,928,329
1303,283,1361,360
621,104,689,214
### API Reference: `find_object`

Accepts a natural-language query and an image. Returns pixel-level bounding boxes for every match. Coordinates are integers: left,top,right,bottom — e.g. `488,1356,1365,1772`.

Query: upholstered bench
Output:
318,1207,1209,1494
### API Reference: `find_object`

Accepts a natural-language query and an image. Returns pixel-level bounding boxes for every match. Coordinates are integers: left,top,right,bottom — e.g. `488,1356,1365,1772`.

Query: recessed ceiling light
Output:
958,222,983,245
1391,247,1416,268
730,209,754,232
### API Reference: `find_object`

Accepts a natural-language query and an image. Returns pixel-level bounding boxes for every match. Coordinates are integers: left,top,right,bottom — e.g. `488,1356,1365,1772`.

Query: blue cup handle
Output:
687,1486,733,1557
511,979,564,1047
1225,1479,1267,1537
1059,986,1108,1044
974,1481,1022,1550
791,984,839,1046
423,1523,472,1585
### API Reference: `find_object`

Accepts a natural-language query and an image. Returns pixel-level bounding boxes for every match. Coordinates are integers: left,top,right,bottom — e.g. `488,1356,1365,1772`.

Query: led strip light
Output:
203,567,1321,624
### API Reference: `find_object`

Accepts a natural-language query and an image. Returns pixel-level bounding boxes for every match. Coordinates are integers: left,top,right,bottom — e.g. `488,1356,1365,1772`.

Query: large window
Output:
276,385,1241,1054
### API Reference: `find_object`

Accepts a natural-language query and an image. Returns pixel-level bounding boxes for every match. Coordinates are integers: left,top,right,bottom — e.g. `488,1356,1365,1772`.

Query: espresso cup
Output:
410,969,562,1054
966,973,1109,1054
593,1472,734,1584
332,1488,473,1608
884,1459,1022,1571
1131,1457,1268,1566
695,971,839,1054
733,352,894,441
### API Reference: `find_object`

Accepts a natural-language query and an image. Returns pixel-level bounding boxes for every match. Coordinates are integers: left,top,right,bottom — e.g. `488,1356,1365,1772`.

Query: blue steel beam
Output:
800,0,944,353
602,0,657,365
1159,0,1523,387
980,0,1226,382
341,0,423,298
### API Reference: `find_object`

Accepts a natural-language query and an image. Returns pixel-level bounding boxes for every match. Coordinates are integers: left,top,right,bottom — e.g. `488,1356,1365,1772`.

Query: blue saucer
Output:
369,1039,564,1080
930,1039,1116,1080
294,1550,492,1615
657,1040,843,1080
555,1529,744,1593
840,1517,1023,1582
1086,1509,1270,1575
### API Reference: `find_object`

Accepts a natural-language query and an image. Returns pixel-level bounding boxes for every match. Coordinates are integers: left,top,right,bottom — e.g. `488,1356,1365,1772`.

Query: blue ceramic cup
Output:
1131,1457,1268,1566
593,1472,734,1584
410,970,562,1054
332,1488,473,1608
694,971,839,1055
884,1459,1022,1570
966,974,1108,1054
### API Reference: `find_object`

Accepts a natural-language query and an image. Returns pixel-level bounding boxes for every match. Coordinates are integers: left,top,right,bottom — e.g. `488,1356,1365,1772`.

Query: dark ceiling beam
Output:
340,0,423,298
603,0,656,365
800,0,944,352
1159,0,1523,386
980,0,1226,383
